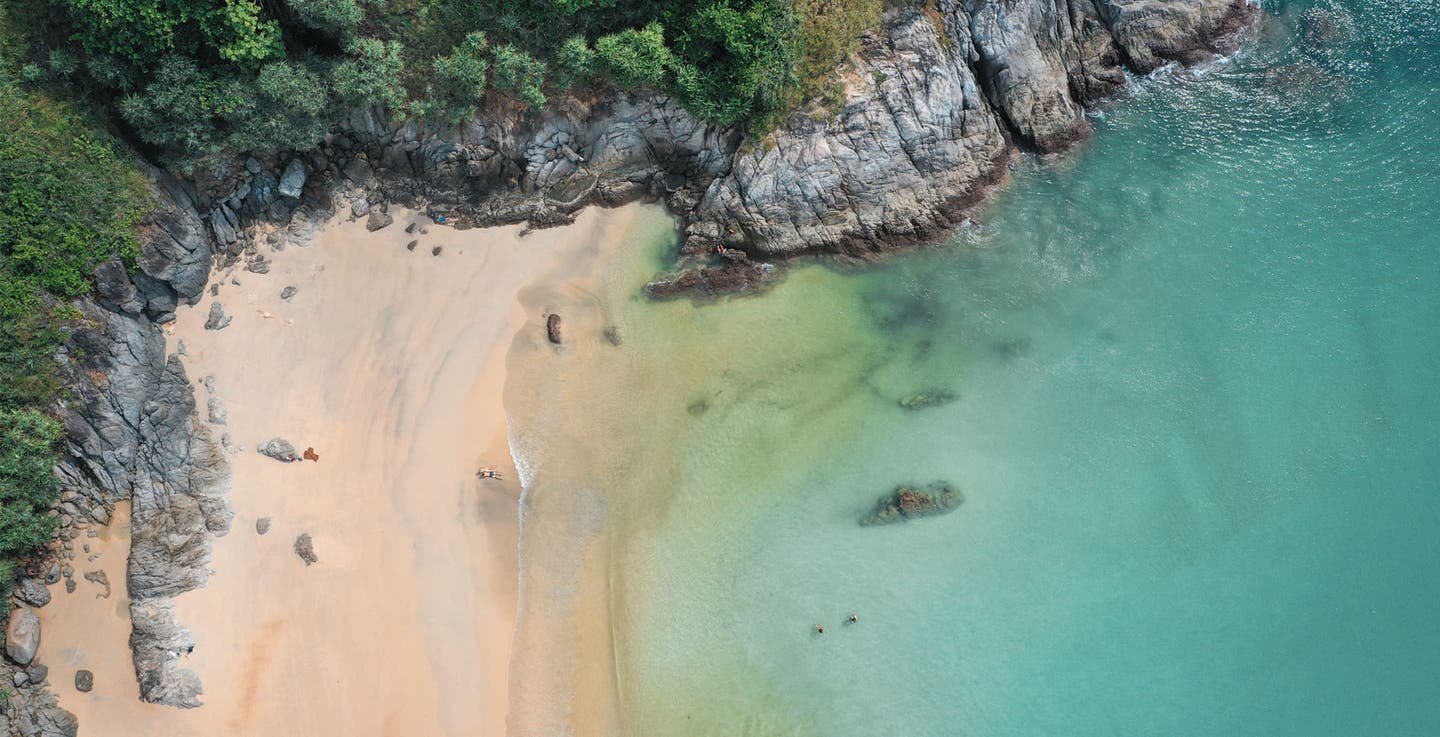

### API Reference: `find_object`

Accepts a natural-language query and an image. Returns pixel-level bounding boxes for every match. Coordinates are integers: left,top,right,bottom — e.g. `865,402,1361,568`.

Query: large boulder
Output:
259,438,299,462
6,607,41,665
277,159,307,201
14,579,51,609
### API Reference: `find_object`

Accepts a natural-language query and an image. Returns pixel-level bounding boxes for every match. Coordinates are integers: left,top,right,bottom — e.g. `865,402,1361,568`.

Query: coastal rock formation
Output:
861,482,963,526
31,0,1257,728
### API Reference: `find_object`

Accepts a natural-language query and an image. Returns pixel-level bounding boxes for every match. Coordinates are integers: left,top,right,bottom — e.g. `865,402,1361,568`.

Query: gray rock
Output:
75,669,93,693
6,607,41,665
13,670,28,688
350,199,371,218
255,517,271,535
406,240,418,251
342,157,373,185
278,159,307,200
366,208,394,231
93,260,144,315
203,302,231,331
43,563,59,585
280,286,297,300
293,533,317,565
206,396,227,425
83,570,111,599
129,598,203,707
64,580,76,594
258,438,298,462
27,664,48,685
15,578,51,608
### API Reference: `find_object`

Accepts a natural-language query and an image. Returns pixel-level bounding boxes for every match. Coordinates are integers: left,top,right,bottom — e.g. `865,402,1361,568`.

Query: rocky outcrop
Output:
57,169,231,710
861,482,963,526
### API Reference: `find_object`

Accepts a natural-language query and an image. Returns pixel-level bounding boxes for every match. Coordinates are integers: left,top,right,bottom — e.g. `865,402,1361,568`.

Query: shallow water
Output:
509,2,1440,734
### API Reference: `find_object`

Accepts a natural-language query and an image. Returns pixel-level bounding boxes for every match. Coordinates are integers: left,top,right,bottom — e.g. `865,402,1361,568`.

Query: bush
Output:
491,43,546,109
227,60,332,153
2,83,149,299
332,37,406,109
119,56,241,164
288,0,364,35
431,31,488,119
594,21,672,89
553,35,595,88
0,409,62,559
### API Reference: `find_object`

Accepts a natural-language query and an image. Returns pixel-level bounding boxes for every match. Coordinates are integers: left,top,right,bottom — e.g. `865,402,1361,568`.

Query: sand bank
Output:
38,203,657,736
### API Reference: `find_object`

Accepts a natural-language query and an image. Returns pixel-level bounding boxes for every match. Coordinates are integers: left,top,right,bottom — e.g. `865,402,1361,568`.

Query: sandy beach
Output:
37,203,655,736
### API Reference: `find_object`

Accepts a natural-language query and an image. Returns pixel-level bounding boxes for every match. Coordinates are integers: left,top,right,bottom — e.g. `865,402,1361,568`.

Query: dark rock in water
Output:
546,314,563,345
366,208,394,232
603,326,623,346
16,578,51,608
83,570,111,599
991,337,1033,362
646,261,772,300
406,240,418,251
861,482,962,526
280,286,297,301
431,245,442,256
75,669,94,693
258,438,299,462
64,579,76,594
293,533,317,565
255,517,271,535
203,302,231,331
405,222,417,234
898,390,958,411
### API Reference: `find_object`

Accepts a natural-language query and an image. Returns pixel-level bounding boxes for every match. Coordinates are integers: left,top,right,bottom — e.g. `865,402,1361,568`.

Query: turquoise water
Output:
513,2,1440,734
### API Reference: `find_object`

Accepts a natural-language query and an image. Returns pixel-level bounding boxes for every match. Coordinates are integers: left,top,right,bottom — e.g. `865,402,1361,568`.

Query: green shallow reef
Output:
509,1,1440,735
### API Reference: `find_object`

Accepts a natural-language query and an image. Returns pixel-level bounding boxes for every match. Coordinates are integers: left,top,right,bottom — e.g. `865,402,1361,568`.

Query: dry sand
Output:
37,203,655,736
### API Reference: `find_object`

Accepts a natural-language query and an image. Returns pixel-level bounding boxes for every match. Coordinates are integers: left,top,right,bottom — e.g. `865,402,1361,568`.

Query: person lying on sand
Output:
476,468,504,480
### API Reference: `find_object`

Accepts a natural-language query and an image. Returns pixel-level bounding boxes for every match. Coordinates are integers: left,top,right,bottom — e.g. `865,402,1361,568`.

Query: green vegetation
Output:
3,0,889,164
0,19,153,571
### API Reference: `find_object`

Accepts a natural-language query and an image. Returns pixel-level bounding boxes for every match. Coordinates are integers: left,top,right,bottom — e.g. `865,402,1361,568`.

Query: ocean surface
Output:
508,2,1440,735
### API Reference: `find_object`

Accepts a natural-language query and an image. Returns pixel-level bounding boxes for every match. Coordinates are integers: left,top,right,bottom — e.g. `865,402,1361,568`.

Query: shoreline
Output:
38,203,657,736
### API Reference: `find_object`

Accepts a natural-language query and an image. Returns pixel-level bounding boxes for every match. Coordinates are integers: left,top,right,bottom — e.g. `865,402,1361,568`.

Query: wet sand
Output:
38,204,657,736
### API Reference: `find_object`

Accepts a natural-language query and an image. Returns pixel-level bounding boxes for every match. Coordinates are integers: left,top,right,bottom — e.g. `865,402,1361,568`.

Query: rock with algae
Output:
898,390,958,411
861,482,963,526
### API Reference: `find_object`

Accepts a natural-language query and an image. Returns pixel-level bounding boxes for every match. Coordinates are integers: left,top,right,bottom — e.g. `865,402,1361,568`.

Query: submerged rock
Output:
293,533,317,565
75,669,94,693
861,482,962,526
258,438,299,462
280,286,297,301
898,390,958,411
